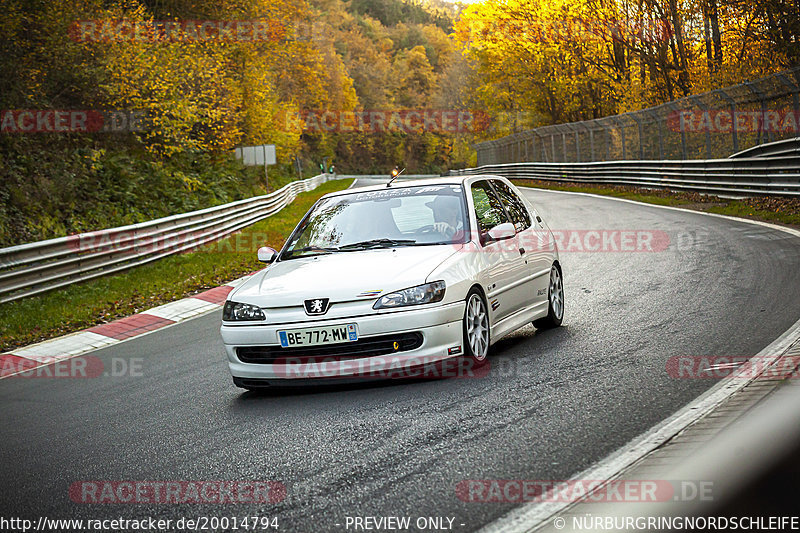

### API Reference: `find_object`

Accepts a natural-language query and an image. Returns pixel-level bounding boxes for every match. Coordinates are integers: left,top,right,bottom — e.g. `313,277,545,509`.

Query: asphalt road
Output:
2,182,800,532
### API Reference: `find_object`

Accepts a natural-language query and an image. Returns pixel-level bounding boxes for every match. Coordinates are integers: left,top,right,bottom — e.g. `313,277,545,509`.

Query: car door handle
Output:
519,248,526,255
536,215,542,223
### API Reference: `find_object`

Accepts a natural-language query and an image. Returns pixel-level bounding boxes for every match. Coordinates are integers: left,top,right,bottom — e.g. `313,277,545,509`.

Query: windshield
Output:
281,184,469,259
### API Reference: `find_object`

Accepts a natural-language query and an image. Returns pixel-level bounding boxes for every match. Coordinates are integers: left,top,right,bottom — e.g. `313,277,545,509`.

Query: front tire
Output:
533,264,564,330
464,289,490,363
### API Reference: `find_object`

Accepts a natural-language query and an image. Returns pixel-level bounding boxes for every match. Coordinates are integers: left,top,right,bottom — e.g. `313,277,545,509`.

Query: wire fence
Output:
475,67,800,166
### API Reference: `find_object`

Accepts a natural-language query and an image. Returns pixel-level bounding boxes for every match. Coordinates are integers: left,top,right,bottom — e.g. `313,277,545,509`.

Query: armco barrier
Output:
450,156,800,197
0,173,340,304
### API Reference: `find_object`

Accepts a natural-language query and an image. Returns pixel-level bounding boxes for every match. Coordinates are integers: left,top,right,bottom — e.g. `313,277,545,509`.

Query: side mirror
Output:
487,222,516,241
257,246,278,264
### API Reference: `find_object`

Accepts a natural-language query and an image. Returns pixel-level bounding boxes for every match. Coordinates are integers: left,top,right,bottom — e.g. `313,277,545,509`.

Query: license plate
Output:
278,324,358,348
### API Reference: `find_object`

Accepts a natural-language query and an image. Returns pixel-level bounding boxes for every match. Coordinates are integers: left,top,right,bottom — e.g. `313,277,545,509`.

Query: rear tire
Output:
463,289,490,364
533,264,564,330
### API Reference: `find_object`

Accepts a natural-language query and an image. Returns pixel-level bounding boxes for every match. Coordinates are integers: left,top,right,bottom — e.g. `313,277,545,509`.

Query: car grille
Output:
237,332,424,364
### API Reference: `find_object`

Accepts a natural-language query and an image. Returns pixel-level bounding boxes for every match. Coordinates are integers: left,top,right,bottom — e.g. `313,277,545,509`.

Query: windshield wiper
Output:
338,238,417,250
284,245,339,258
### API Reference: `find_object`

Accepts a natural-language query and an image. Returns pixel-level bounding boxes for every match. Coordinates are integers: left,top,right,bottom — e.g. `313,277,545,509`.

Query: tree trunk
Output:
708,0,723,68
667,0,690,94
703,2,714,72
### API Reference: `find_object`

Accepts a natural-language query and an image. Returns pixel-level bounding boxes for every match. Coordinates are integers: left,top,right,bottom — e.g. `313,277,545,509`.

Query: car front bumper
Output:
221,301,467,382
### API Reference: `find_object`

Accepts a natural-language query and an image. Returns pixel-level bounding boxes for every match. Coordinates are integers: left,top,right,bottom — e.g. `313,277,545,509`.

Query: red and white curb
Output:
0,275,253,379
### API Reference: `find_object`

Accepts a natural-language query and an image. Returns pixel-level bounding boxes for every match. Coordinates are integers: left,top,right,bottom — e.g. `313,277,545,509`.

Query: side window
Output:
471,181,510,244
492,180,531,231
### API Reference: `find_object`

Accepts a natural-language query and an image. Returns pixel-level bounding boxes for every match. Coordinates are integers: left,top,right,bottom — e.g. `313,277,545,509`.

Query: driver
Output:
427,195,462,239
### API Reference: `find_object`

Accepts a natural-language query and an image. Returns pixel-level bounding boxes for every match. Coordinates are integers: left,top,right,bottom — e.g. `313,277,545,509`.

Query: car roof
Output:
320,175,506,199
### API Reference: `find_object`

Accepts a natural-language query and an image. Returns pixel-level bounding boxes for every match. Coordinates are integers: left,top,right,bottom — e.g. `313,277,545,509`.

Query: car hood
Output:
230,245,462,308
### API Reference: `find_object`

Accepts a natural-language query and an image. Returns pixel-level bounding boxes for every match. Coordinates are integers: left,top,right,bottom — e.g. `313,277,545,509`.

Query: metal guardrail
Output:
0,173,340,304
729,136,800,159
450,155,800,197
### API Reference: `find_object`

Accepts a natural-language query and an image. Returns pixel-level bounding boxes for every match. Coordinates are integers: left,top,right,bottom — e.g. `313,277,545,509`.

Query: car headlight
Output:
373,281,446,309
223,301,266,321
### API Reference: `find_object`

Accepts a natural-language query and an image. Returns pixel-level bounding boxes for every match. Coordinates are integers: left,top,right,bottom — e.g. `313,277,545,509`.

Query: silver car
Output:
220,176,563,388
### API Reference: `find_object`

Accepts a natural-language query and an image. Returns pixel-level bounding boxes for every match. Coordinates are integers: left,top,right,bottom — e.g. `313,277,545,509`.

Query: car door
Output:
490,179,551,309
469,180,526,322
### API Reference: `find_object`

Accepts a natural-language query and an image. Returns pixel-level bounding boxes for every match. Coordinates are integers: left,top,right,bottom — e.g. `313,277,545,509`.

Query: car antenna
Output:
387,167,405,187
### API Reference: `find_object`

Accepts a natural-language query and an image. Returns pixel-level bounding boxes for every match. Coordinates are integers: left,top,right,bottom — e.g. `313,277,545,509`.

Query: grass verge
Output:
511,179,800,227
0,178,354,352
